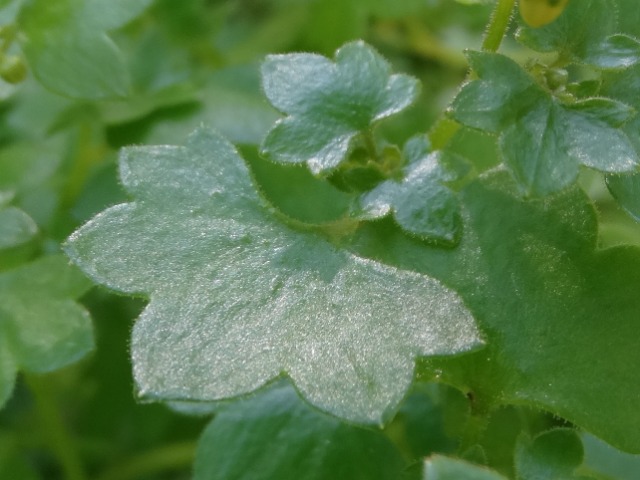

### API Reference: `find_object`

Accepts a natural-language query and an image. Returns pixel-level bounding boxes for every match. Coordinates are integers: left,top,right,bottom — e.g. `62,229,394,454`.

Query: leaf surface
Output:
423,455,507,480
260,41,419,174
515,429,585,480
350,171,640,452
18,0,152,99
0,255,93,408
65,128,481,424
450,51,639,195
193,382,406,480
0,206,37,249
516,0,620,67
357,136,465,243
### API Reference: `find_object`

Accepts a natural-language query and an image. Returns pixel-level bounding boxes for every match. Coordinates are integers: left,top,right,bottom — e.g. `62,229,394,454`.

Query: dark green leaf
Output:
18,0,152,99
423,455,507,479
350,171,640,452
65,128,481,424
0,255,93,408
260,41,420,174
515,429,584,480
450,52,639,195
193,382,406,480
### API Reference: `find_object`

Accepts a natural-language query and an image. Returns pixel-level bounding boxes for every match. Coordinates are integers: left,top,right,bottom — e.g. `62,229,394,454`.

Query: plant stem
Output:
24,374,86,480
95,442,197,480
428,0,515,148
481,0,516,53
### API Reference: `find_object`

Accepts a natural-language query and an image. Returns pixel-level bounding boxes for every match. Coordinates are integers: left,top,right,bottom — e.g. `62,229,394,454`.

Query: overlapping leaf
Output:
515,429,586,480
260,41,420,174
601,64,640,221
194,382,406,480
355,136,466,243
517,0,640,70
18,0,152,99
350,171,640,452
0,255,93,408
449,51,639,195
65,128,481,424
0,205,36,249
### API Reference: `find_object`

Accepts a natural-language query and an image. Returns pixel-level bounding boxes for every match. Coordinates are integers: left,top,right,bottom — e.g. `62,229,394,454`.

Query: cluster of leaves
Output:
2,0,640,479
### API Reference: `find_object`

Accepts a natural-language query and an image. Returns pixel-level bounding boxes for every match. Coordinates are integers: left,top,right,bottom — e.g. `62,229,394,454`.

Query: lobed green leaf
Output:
450,51,639,196
350,171,640,452
260,41,420,174
65,127,482,424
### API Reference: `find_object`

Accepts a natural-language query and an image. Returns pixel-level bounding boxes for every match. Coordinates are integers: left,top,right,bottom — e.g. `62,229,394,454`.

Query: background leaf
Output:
423,455,507,480
194,382,407,480
0,206,36,249
18,0,152,99
0,255,93,408
515,429,585,480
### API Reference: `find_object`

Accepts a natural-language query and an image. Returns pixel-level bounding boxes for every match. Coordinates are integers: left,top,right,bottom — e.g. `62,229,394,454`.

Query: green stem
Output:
24,374,86,480
481,0,516,53
363,129,380,162
428,0,515,148
95,442,197,480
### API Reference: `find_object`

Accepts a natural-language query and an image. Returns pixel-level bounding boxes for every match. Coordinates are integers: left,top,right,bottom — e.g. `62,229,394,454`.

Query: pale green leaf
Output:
65,128,481,424
0,206,37,250
0,255,93,409
18,0,152,99
515,429,584,480
582,433,640,480
423,455,507,480
260,41,420,174
194,382,406,480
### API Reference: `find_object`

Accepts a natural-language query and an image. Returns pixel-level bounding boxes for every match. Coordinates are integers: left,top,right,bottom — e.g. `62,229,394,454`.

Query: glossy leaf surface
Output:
18,0,152,99
260,41,419,174
351,171,640,452
0,255,93,408
65,128,481,424
194,382,406,480
450,51,639,195
357,136,464,243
